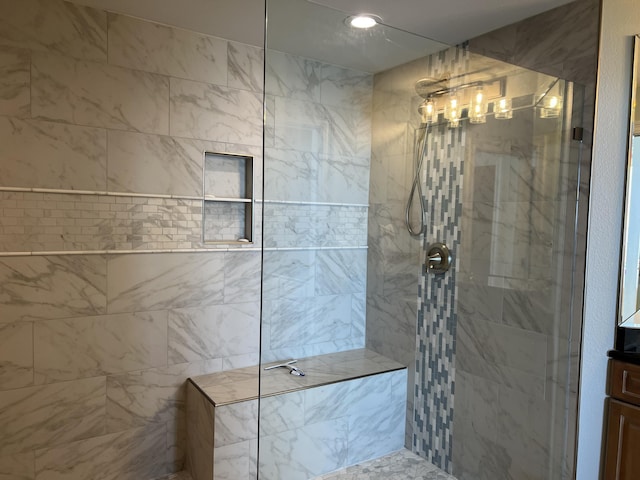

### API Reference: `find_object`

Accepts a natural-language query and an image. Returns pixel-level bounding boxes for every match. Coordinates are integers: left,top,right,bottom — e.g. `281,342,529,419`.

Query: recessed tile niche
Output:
203,152,254,244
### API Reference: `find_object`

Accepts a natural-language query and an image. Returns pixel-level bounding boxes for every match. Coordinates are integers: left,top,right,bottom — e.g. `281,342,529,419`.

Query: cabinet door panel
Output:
605,399,640,480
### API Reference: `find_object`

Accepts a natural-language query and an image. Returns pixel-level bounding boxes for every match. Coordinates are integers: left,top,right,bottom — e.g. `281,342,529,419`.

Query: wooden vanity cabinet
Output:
604,359,640,479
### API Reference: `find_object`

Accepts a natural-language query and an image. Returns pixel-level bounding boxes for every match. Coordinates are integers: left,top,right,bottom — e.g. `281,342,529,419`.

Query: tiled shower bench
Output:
186,349,407,480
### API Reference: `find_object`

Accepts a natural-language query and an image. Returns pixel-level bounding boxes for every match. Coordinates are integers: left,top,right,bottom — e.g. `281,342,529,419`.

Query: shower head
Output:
415,76,450,99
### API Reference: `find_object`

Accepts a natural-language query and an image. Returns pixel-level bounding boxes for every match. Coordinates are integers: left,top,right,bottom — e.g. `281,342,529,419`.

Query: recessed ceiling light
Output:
346,14,381,29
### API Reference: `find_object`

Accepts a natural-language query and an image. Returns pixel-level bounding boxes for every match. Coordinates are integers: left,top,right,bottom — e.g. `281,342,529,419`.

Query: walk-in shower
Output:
258,1,585,479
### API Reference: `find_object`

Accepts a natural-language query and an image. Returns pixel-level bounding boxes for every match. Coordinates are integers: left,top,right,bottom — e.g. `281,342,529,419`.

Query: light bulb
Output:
540,94,562,118
348,15,379,29
469,86,487,124
444,94,461,128
418,98,437,124
494,97,513,120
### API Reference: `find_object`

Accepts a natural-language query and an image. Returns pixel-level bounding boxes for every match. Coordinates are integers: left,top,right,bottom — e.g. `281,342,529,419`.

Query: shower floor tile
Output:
315,449,457,480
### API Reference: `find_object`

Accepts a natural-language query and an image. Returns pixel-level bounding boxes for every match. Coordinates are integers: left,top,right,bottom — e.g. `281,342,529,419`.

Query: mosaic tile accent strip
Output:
413,47,468,474
263,203,368,248
0,191,202,252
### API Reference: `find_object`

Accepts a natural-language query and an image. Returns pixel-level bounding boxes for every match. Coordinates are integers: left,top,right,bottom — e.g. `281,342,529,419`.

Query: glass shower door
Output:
257,1,586,479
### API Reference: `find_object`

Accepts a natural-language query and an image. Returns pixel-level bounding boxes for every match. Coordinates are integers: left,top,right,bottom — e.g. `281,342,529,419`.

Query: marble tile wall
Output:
0,1,265,479
369,24,594,479
0,0,264,254
261,49,373,362
366,55,432,452
258,369,406,480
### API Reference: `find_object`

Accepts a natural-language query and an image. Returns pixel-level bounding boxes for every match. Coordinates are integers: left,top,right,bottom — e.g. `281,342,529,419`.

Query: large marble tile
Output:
106,359,221,432
502,287,554,335
0,0,107,62
263,148,319,202
494,386,550,480
186,382,214,480
213,439,256,480
315,249,367,296
457,316,547,378
262,250,316,300
108,13,227,85
223,251,261,304
170,78,262,146
168,302,260,364
365,295,417,368
266,294,352,350
107,131,206,197
34,424,167,480
34,311,168,383
214,400,258,447
0,117,107,190
0,46,29,117
107,253,225,314
263,149,369,203
456,341,545,399
320,65,372,113
351,293,366,339
259,391,305,437
303,380,351,426
259,417,348,480
0,452,34,480
32,53,169,135
0,377,105,455
317,155,370,204
347,373,406,465
0,322,33,390
0,255,107,323
228,42,263,93
453,370,499,443
265,51,321,102
273,97,370,158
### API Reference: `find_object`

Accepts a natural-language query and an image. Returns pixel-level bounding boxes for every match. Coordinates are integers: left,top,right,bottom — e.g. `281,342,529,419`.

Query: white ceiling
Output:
68,0,576,72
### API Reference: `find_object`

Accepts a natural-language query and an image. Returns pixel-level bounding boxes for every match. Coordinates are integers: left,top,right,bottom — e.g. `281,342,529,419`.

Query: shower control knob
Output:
426,243,452,274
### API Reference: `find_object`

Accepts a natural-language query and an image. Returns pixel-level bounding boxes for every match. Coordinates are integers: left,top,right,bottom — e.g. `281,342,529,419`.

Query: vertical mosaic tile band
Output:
413,46,468,473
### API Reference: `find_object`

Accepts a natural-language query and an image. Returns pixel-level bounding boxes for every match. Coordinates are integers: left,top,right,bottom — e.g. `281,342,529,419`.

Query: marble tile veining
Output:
0,117,107,191
0,322,33,390
266,51,321,103
0,377,105,456
108,13,227,85
0,452,34,480
32,52,170,134
34,424,167,480
0,46,30,117
170,78,262,146
168,302,260,364
0,255,107,323
0,0,107,62
33,311,168,383
228,42,264,93
106,358,222,433
107,131,205,197
107,253,224,314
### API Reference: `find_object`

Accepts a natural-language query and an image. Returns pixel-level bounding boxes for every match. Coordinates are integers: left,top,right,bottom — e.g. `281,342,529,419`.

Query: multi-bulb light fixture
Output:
415,76,563,128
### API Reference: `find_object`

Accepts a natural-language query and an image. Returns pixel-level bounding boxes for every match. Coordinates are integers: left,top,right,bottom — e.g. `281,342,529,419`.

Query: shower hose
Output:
405,125,428,237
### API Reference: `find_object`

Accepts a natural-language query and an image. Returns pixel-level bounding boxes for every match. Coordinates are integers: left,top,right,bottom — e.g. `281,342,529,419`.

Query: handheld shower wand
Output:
405,122,429,237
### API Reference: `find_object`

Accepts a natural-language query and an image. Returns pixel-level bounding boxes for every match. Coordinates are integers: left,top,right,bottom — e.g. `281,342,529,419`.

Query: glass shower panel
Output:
259,1,448,479
259,1,584,479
